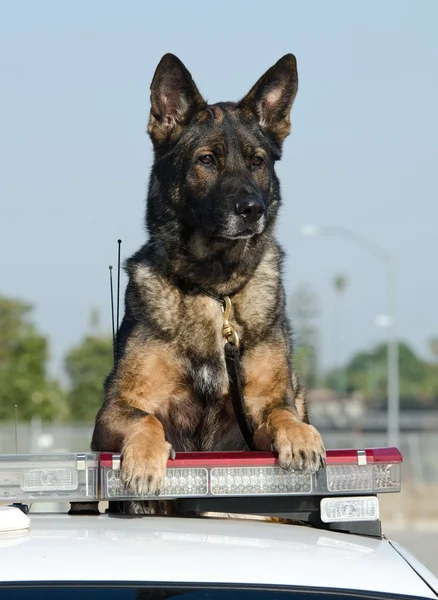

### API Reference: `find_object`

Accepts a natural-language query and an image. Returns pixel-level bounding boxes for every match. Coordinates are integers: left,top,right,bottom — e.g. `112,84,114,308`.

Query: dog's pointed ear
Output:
148,53,206,146
239,54,298,146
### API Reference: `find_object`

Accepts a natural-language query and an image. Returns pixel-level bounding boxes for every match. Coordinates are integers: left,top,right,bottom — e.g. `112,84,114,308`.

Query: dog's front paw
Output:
121,416,174,496
268,409,325,473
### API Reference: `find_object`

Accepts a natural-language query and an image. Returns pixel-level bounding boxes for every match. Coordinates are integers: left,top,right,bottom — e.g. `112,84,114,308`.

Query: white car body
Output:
1,511,437,599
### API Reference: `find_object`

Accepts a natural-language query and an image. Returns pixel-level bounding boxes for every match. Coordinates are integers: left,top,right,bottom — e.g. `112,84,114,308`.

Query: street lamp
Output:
300,225,400,448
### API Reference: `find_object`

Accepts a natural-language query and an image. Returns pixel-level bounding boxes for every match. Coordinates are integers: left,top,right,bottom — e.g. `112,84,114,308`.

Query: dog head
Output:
146,53,298,243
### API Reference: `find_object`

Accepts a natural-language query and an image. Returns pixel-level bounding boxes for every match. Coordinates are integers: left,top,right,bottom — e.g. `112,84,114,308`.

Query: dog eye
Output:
252,156,264,168
199,154,214,166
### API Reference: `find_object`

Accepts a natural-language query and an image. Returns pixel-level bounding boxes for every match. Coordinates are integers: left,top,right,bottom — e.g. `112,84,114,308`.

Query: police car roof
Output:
1,513,437,599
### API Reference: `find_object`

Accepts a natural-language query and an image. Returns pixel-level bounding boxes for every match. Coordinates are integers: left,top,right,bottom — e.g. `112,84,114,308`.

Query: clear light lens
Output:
326,464,374,491
321,496,379,523
326,463,400,493
22,468,78,491
104,468,208,499
373,463,401,491
0,453,98,501
210,466,312,496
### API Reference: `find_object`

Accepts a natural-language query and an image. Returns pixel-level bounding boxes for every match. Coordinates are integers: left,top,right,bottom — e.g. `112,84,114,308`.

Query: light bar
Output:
320,496,379,523
99,448,402,500
0,453,98,502
0,449,401,504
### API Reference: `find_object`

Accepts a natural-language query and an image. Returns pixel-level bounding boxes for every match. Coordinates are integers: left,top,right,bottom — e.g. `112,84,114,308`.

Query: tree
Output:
417,336,438,404
288,283,321,388
0,294,66,421
343,341,430,407
64,310,113,421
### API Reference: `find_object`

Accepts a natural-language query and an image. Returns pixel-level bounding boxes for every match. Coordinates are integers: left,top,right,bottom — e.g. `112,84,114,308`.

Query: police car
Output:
0,448,437,599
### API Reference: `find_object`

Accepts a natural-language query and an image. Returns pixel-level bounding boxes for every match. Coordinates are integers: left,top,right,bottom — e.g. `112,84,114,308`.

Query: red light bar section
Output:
99,447,402,468
324,447,403,465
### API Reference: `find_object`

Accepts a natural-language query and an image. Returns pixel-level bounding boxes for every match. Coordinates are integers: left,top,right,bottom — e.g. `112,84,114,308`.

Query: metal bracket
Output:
357,449,367,466
76,453,88,491
68,501,100,516
76,454,86,470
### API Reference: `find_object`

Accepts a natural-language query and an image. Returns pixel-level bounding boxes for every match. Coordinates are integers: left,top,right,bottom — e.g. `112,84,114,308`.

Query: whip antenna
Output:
109,265,116,364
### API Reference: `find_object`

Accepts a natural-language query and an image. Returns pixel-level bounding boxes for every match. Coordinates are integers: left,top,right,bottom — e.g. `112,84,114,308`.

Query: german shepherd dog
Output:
91,53,325,511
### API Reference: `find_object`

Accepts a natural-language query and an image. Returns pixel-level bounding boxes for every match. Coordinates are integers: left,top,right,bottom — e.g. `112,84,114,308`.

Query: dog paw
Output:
121,417,174,496
268,410,326,473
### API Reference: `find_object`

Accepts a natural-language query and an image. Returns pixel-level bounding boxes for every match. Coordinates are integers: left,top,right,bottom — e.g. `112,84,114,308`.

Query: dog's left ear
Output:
148,53,206,147
239,54,298,146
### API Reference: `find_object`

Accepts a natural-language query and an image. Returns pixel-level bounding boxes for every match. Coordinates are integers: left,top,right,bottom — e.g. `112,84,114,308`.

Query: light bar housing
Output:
99,448,402,501
0,453,98,502
0,448,401,504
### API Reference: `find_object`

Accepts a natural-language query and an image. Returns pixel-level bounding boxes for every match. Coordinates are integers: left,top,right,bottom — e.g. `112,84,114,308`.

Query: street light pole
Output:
300,225,400,448
386,255,399,448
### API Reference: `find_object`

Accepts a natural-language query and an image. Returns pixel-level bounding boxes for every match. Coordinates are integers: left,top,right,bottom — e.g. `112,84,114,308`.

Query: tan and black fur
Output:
91,53,325,509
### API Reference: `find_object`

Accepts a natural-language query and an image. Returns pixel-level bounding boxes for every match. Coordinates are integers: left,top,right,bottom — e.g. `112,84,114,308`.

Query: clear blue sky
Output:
1,0,437,375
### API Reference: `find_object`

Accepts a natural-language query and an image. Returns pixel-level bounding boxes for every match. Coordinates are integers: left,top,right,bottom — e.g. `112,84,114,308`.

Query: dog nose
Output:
235,197,265,222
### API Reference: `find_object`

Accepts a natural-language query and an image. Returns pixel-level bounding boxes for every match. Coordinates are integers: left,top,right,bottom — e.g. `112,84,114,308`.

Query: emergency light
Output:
0,453,98,502
0,448,402,532
0,449,402,519
99,448,402,500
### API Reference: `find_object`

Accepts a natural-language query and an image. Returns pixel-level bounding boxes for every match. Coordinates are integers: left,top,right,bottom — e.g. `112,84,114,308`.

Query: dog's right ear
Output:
148,54,206,147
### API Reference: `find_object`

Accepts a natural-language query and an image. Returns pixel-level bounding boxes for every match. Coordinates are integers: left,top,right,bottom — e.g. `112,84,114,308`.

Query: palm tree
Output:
332,275,348,396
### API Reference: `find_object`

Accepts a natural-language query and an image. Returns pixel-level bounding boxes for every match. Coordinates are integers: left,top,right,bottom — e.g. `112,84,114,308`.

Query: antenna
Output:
14,405,18,454
116,239,122,354
109,265,116,364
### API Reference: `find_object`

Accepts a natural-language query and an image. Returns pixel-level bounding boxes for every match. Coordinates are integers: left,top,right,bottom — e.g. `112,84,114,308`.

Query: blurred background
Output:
1,0,437,573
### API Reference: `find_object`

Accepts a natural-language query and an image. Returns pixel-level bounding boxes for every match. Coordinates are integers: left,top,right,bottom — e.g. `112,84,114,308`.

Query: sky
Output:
1,0,438,376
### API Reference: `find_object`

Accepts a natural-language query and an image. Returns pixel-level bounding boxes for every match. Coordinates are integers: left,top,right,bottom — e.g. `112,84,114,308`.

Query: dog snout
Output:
235,197,265,223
